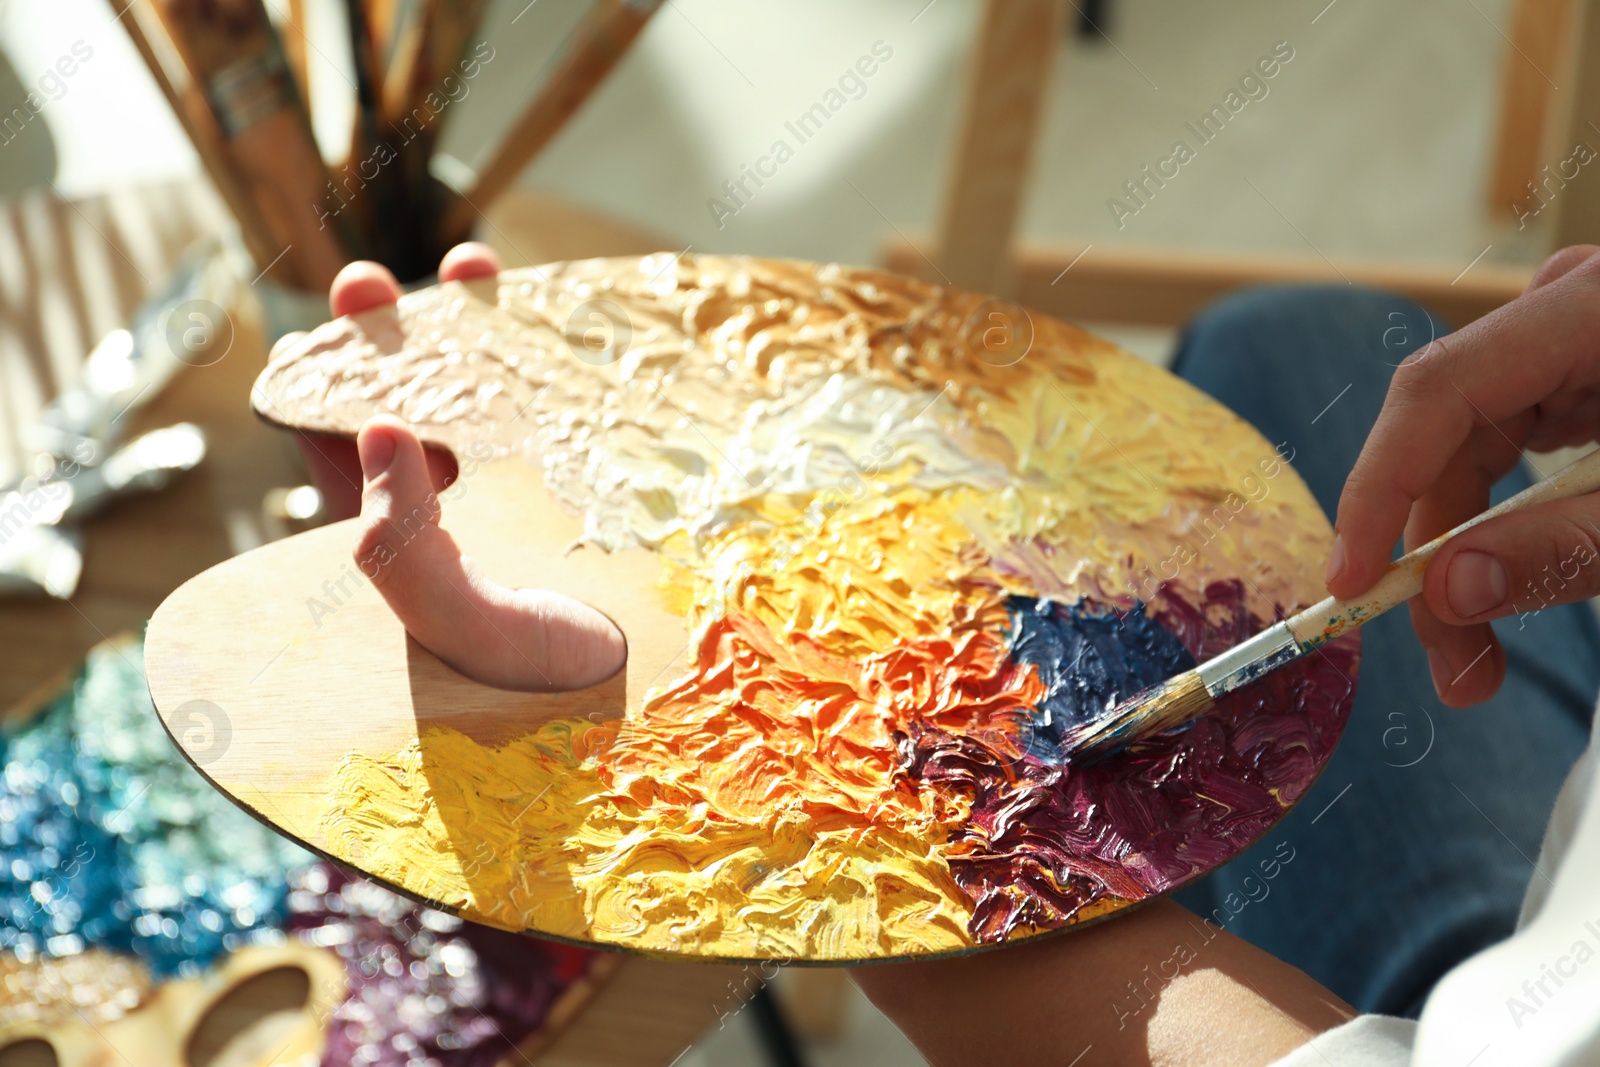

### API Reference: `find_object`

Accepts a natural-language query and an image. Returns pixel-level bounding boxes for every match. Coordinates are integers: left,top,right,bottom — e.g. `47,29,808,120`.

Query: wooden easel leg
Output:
773,967,852,1043
933,0,1066,294
1549,0,1600,246
749,983,808,1067
1487,0,1576,223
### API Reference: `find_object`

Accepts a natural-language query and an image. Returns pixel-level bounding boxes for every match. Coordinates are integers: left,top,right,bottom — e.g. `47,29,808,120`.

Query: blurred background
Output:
0,0,1583,1064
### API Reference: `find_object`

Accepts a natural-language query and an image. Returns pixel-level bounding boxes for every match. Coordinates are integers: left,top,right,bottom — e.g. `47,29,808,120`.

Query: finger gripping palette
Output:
147,254,1357,963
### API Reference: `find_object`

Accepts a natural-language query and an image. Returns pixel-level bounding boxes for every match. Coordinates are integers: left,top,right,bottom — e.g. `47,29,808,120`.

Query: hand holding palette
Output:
145,254,1358,963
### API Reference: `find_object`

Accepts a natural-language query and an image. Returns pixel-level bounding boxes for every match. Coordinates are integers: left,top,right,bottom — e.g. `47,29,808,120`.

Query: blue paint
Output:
1003,596,1194,760
0,639,313,978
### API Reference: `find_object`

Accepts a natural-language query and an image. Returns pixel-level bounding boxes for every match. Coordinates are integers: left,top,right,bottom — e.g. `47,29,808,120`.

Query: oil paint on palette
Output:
157,254,1358,963
0,635,603,1064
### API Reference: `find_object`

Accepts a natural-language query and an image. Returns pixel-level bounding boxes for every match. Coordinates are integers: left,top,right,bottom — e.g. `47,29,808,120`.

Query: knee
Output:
1180,285,1448,375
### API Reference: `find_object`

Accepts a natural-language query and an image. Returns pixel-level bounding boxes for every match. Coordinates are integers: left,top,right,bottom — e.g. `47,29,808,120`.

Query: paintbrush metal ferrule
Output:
1195,621,1301,701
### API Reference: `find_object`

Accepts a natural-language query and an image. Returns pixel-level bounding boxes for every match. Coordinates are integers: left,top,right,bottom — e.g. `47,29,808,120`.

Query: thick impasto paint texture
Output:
258,255,1359,960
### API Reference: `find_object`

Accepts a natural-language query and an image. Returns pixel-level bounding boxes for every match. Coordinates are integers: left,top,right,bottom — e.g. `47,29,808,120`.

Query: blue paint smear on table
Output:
0,635,601,1066
0,637,311,979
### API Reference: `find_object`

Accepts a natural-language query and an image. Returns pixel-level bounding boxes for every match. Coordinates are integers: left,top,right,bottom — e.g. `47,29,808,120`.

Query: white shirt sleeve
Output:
1269,741,1600,1067
1270,1016,1417,1065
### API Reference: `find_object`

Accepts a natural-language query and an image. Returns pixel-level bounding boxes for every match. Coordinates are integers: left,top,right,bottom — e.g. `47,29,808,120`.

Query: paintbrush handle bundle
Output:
117,0,662,289
144,0,350,289
119,6,281,273
437,0,665,244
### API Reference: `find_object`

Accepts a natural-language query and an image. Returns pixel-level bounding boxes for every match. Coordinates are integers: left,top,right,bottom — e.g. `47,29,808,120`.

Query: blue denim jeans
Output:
1166,287,1600,1018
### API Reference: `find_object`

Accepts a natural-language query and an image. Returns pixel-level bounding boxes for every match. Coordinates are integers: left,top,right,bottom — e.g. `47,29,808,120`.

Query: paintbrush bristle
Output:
1058,670,1214,764
1136,671,1214,735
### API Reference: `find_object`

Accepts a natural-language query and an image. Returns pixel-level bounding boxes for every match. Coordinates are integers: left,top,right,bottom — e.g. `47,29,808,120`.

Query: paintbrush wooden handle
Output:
1285,447,1600,650
441,0,663,243
120,3,284,277
148,0,350,288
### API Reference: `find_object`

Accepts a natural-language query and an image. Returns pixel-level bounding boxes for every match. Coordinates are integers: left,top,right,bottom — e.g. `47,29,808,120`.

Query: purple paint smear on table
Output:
286,863,593,1067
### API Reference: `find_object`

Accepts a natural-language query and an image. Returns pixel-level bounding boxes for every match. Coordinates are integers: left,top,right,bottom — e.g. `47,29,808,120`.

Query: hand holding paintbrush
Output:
1063,445,1600,763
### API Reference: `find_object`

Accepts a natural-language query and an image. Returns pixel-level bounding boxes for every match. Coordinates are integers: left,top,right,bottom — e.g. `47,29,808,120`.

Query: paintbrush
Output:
342,0,392,266
379,0,427,124
146,0,352,289
279,0,311,108
1060,446,1600,764
438,0,663,245
118,2,283,277
389,0,483,278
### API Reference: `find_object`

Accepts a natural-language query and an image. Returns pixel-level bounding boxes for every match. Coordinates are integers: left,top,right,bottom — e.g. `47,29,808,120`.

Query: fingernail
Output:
1446,550,1508,618
358,428,397,480
1426,648,1452,694
1325,534,1346,586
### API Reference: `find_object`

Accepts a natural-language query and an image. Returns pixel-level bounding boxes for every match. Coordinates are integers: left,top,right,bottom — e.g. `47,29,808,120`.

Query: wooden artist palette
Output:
146,255,1359,964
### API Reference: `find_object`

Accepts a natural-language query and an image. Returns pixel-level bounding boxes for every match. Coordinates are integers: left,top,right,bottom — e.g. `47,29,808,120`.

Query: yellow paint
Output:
321,492,1032,957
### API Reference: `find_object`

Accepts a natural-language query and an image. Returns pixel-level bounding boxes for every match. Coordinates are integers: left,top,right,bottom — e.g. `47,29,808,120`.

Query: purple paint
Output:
899,580,1359,943
285,864,592,1067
